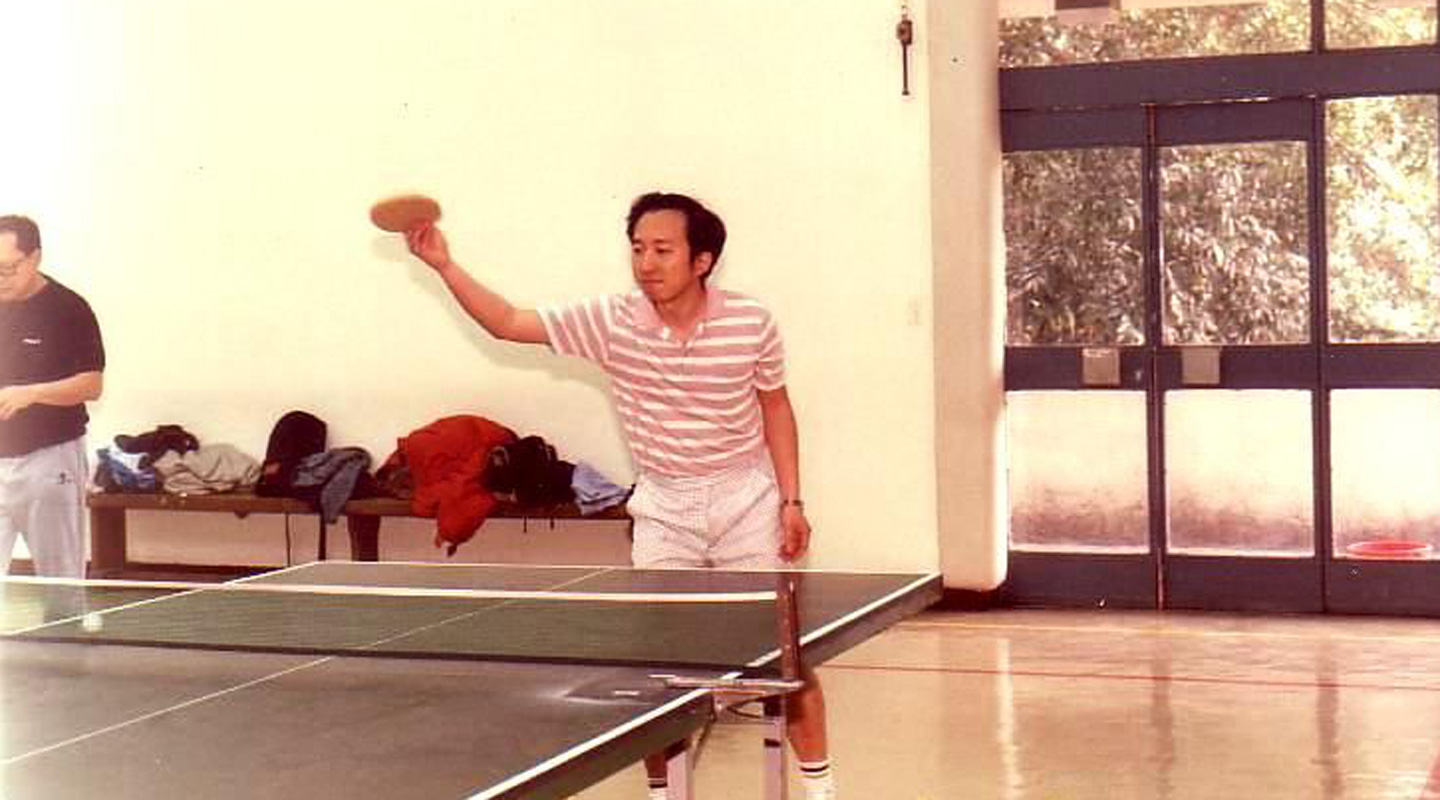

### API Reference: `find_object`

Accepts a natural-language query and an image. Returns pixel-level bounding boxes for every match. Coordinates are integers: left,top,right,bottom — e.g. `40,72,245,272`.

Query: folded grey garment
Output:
153,444,262,495
293,448,372,523
571,462,631,515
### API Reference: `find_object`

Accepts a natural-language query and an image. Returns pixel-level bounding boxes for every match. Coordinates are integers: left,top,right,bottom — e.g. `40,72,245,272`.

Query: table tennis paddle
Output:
370,194,442,232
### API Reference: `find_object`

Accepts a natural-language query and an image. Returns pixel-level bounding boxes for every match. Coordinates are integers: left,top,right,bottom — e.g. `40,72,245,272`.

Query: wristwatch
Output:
781,498,805,510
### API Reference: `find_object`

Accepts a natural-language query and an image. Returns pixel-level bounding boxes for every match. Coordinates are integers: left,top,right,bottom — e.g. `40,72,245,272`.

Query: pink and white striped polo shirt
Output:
540,288,786,479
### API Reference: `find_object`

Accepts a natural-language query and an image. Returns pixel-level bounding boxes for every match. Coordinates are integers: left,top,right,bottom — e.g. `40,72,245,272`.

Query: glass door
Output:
1153,103,1323,611
1322,93,1440,614
1002,101,1330,612
1001,109,1159,608
997,0,1440,614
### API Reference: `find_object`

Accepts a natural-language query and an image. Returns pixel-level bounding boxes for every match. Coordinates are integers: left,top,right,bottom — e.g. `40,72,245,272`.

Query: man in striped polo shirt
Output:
404,192,835,799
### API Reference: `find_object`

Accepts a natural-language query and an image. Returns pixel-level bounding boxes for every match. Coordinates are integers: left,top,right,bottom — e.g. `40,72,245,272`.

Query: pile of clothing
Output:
93,412,631,557
95,425,259,495
377,416,631,554
93,415,373,524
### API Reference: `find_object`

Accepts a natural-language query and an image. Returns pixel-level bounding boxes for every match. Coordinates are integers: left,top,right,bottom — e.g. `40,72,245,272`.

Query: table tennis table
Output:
0,561,941,799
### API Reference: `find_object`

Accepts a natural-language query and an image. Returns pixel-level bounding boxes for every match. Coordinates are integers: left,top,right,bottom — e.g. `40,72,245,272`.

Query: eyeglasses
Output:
0,253,31,279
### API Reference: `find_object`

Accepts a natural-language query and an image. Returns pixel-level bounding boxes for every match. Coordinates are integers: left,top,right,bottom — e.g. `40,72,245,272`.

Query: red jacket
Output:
398,415,516,553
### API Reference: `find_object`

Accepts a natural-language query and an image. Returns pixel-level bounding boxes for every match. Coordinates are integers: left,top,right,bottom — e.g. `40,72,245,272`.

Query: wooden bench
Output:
87,491,631,578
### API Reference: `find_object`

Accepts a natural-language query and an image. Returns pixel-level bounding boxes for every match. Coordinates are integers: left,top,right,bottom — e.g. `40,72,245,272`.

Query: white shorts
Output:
0,436,88,578
627,457,782,570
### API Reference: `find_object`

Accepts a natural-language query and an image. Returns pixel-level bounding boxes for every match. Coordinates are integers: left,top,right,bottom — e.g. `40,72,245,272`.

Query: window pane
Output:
1328,0,1437,49
1166,390,1313,555
1007,391,1150,552
1004,149,1144,345
1331,390,1440,560
1327,95,1440,342
999,0,1310,69
1161,142,1311,345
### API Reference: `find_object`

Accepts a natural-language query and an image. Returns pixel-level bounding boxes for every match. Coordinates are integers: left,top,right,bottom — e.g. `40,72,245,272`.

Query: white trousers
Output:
0,436,88,578
627,457,783,570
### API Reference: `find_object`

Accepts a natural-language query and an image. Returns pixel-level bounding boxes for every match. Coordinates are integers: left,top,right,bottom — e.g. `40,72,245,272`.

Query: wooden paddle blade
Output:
370,194,442,232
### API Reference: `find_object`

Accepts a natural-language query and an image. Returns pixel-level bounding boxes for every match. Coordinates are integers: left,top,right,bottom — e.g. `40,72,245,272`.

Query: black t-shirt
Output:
0,276,106,456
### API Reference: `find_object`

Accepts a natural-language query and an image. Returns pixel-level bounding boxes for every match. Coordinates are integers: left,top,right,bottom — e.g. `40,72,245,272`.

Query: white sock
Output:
799,759,835,799
647,778,669,800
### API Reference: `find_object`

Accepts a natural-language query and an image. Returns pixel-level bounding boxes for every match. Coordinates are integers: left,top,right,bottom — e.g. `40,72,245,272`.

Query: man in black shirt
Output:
0,215,104,577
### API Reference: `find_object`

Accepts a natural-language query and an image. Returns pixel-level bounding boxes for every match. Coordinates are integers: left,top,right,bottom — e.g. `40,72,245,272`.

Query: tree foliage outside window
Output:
999,0,1310,68
1161,142,1310,345
1000,0,1434,69
1004,150,1145,345
1328,95,1440,342
1003,6,1439,347
1327,0,1438,49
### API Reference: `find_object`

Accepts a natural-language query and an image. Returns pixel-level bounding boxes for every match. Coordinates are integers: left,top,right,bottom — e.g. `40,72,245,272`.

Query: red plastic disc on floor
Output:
1345,540,1433,559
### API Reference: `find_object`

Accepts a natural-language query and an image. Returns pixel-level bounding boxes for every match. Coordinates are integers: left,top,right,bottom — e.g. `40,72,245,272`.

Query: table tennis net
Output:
0,572,796,672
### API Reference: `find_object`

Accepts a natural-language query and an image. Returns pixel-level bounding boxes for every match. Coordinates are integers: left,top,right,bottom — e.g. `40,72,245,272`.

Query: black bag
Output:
483,435,575,507
256,411,328,498
113,424,200,469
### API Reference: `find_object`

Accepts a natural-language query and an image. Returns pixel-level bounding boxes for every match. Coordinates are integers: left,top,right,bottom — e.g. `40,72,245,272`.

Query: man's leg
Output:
21,439,88,579
627,475,708,570
0,504,18,576
708,462,836,799
786,666,833,797
628,474,709,798
1,453,25,575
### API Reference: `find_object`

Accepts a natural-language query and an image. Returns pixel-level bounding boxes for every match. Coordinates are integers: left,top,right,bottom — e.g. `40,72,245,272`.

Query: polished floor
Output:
579,608,1440,800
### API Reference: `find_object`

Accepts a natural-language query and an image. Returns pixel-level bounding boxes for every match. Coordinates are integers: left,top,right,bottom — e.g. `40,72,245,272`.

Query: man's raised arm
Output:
405,222,549,344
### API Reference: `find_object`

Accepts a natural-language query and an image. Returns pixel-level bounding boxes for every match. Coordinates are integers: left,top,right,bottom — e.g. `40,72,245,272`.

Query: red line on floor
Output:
825,662,1440,694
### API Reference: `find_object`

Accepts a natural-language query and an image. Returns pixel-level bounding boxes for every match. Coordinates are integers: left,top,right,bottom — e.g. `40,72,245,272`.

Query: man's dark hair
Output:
626,192,727,267
0,215,41,254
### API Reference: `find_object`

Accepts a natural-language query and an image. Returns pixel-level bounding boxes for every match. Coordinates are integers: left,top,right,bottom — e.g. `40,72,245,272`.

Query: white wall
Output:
4,0,1004,582
928,2,1009,588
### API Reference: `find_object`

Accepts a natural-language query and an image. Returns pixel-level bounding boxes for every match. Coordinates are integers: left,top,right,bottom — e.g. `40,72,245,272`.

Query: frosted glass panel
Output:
1007,391,1149,553
1331,390,1440,560
1166,391,1313,555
